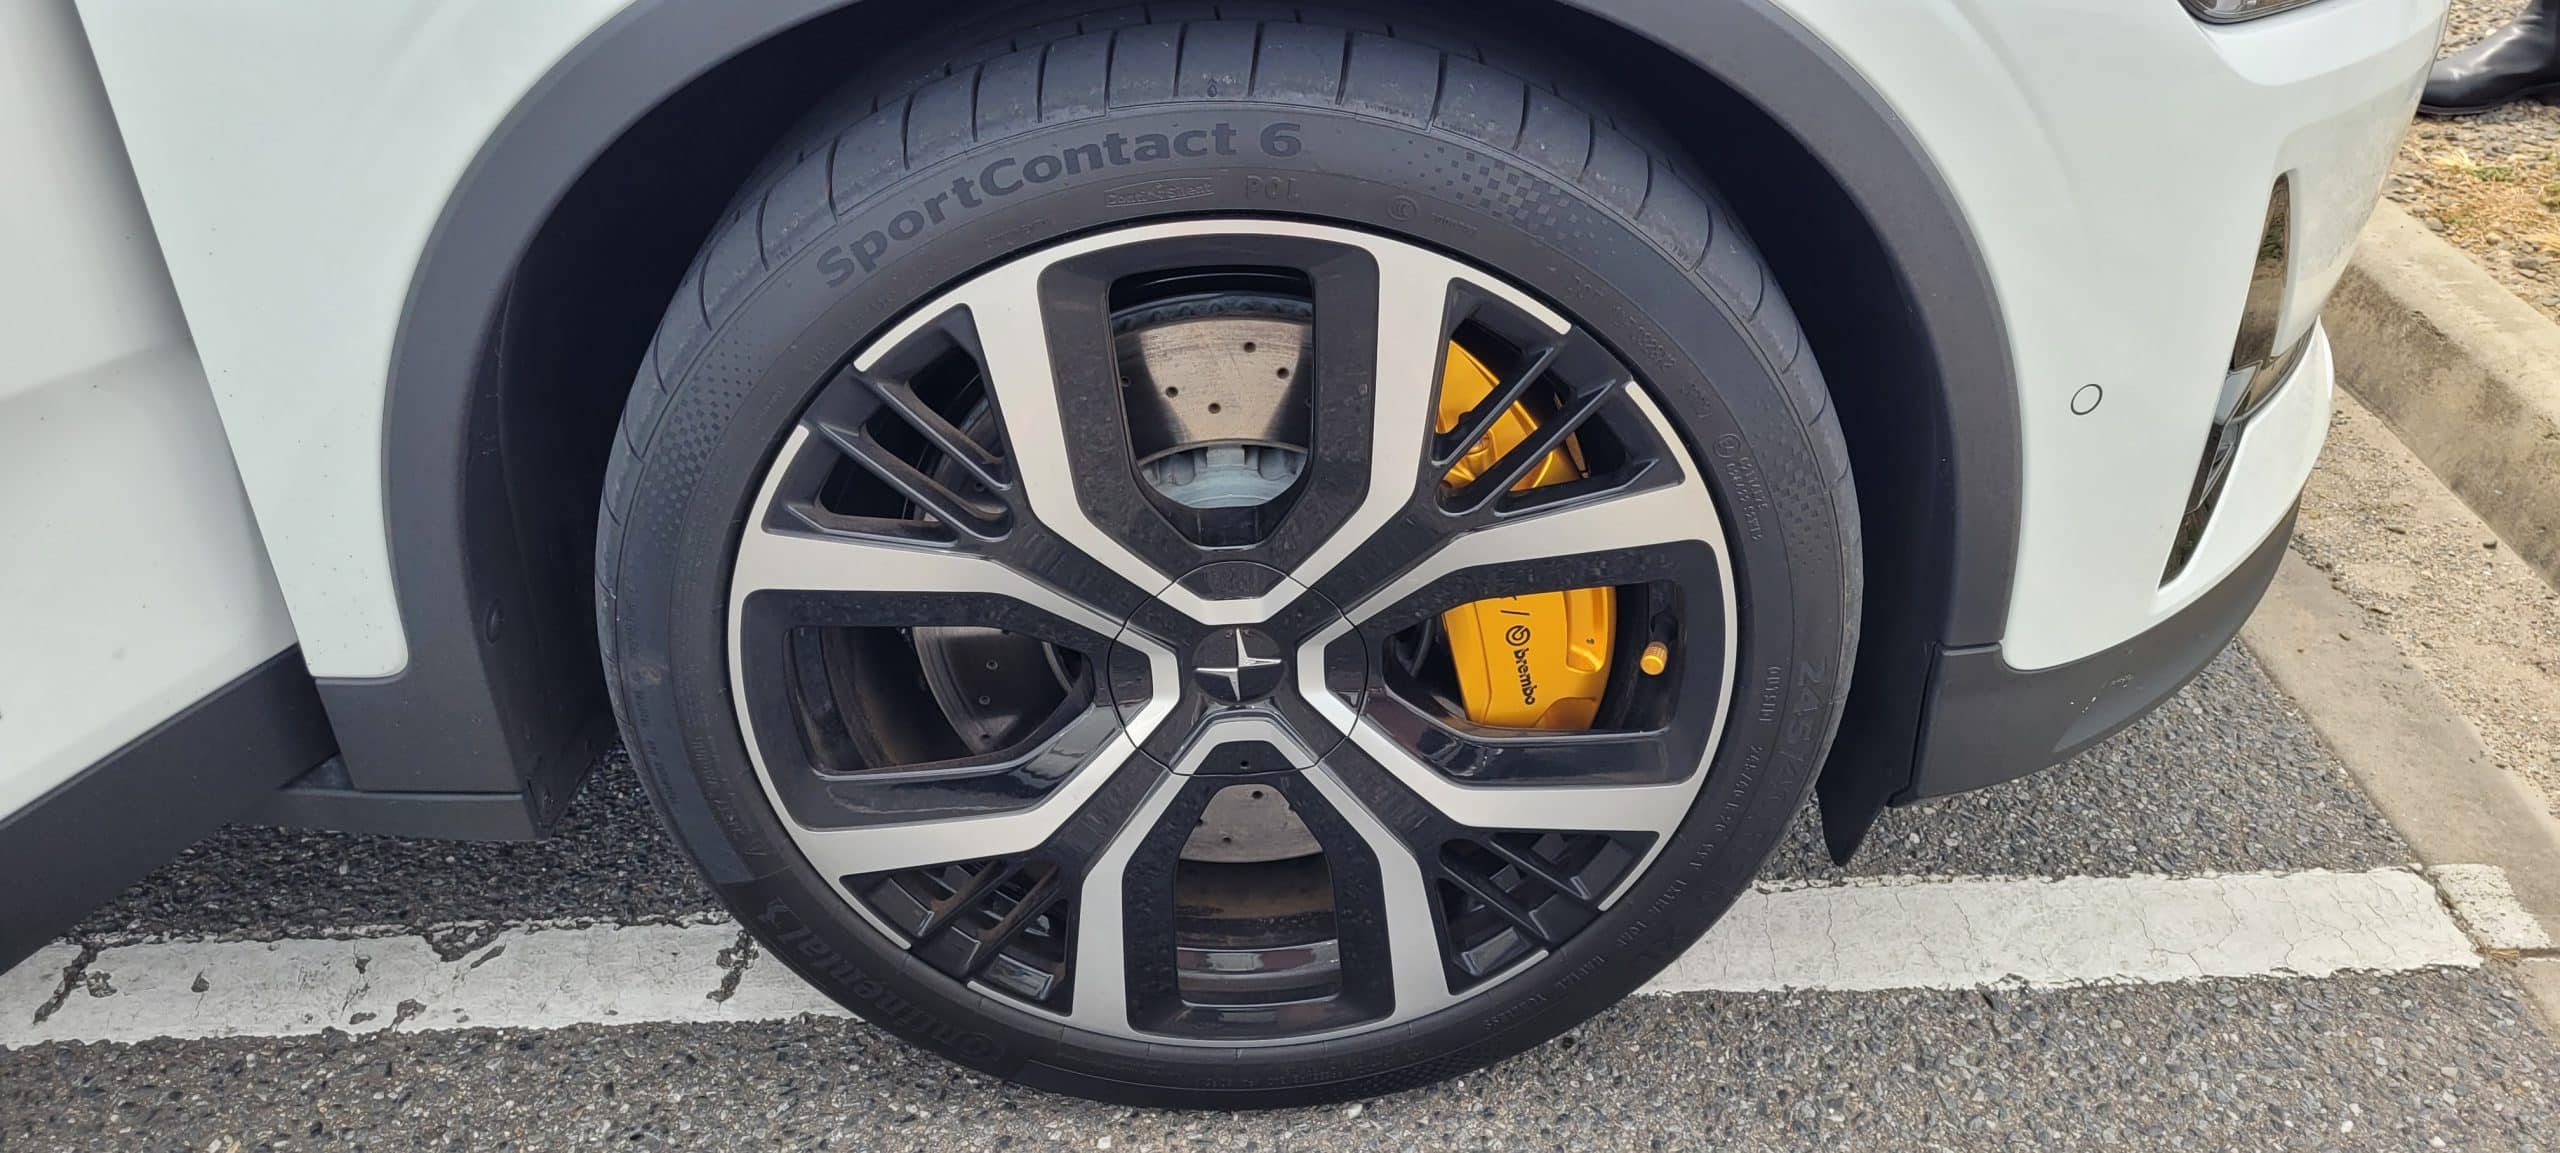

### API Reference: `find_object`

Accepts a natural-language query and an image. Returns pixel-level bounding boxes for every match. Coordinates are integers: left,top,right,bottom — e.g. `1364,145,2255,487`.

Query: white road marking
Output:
0,868,2484,1048
1646,868,2477,994
2428,864,2557,952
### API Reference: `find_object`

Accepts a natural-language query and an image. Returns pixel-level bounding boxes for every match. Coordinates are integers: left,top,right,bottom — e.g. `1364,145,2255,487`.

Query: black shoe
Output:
2422,4,2560,116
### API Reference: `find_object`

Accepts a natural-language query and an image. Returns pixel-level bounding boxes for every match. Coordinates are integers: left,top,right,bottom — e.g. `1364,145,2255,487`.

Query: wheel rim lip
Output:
720,216,1744,1047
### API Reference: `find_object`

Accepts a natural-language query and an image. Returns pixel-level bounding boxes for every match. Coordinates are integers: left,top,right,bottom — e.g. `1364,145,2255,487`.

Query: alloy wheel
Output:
724,218,1737,1045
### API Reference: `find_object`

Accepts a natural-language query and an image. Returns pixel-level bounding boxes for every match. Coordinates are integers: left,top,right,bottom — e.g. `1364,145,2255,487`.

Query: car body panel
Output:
38,0,2438,832
1777,0,2433,668
71,0,2435,688
71,0,633,680
0,0,298,817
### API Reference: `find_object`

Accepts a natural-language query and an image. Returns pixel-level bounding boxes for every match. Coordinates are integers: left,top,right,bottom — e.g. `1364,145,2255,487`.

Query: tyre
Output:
598,3,1858,1107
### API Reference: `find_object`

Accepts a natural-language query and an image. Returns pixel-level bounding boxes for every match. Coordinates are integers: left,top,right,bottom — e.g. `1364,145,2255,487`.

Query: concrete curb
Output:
2323,201,2560,587
2242,553,2560,1028
2244,554,2560,947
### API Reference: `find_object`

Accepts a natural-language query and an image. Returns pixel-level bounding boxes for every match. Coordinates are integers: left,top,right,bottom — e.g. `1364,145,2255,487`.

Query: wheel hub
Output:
1103,560,1368,773
1188,627,1286,705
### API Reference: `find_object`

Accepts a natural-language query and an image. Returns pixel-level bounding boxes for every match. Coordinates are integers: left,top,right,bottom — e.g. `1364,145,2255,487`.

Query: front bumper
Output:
1781,0,2437,670
1905,501,2295,801
1899,329,2331,800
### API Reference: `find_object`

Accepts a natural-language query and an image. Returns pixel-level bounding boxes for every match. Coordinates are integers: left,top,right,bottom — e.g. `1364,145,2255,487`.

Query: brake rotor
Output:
1119,292,1314,510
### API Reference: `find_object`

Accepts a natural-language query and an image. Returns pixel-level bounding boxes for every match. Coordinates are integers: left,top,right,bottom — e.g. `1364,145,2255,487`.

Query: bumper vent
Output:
2165,176,2310,583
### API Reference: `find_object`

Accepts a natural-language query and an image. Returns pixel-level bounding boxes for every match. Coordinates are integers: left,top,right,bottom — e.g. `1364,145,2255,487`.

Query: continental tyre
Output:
597,3,1859,1107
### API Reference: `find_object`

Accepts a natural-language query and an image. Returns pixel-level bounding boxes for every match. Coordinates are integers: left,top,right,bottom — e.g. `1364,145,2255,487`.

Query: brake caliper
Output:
1433,343,1613,730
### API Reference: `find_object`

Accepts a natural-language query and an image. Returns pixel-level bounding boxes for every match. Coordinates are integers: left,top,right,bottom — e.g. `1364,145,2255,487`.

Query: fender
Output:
339,0,2020,842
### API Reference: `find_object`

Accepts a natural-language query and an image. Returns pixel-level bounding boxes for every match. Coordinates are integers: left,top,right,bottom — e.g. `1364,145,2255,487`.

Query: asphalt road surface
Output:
6,640,2557,1151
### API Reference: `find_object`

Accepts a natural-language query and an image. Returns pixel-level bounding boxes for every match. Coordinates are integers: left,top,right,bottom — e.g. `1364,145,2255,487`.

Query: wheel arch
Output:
341,0,2019,850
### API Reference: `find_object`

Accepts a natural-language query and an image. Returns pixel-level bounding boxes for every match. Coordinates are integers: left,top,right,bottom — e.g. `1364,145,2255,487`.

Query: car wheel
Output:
598,5,1858,1107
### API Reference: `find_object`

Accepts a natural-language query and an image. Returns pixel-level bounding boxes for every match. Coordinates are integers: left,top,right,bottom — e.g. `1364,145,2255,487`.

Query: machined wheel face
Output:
725,220,1738,1046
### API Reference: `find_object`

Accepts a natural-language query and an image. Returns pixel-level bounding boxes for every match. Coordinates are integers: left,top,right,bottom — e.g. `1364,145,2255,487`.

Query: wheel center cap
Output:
1191,626,1287,704
1104,561,1371,771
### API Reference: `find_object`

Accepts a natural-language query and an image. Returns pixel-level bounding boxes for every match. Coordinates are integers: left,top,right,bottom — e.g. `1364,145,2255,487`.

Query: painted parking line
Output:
2429,864,2557,953
1648,867,2475,993
0,867,2482,1048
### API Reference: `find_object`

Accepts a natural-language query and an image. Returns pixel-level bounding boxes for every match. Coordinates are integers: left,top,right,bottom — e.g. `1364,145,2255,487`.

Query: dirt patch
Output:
2293,393,2560,824
2389,0,2560,319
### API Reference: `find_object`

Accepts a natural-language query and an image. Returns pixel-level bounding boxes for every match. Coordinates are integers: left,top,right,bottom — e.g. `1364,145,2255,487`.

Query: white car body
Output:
2,0,2442,959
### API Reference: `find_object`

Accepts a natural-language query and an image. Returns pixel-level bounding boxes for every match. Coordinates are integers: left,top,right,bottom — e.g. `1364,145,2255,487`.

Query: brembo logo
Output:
1507,624,1537,706
816,121,1307,288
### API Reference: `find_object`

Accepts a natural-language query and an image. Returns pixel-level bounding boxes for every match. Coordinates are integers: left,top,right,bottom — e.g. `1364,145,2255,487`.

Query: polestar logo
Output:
1192,626,1285,704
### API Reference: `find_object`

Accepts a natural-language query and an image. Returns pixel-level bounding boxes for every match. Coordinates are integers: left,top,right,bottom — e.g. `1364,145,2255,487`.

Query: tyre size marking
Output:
817,122,1307,287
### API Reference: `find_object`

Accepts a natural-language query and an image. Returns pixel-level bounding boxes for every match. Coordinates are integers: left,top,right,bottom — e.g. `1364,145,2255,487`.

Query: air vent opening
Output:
1435,831,1647,988
853,858,1075,1009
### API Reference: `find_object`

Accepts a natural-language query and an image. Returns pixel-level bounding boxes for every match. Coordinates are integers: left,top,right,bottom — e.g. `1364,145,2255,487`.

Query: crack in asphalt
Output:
27,943,98,1027
708,930,757,1004
420,923,504,964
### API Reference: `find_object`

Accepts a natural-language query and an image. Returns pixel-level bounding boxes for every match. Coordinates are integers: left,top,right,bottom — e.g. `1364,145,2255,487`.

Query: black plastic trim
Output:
360,0,2018,818
2181,0,2331,24
246,757,551,841
1899,505,2297,803
0,650,337,971
328,0,851,813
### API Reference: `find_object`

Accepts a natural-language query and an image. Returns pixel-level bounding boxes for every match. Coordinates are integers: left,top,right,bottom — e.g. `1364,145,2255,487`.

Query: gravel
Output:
2391,0,2560,321
4,969,2550,1151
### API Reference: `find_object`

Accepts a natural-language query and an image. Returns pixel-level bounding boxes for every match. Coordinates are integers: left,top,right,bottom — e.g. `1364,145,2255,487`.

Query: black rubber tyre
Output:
598,2,1859,1107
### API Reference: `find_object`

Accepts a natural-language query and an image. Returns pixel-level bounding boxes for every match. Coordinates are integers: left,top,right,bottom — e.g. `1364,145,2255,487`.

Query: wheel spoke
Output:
1283,257,1574,599
809,414,1010,541
956,866,1067,980
786,733,1150,878
1340,403,1715,628
1439,378,1621,516
1060,768,1186,1034
734,516,1117,632
905,263,1185,605
851,368,1011,495
1430,342,1562,473
1337,718,1694,838
1310,739,1660,989
1297,764,1470,1019
1358,691,1696,786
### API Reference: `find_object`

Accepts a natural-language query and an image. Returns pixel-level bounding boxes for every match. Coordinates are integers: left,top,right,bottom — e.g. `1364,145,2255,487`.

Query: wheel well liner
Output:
333,0,2019,852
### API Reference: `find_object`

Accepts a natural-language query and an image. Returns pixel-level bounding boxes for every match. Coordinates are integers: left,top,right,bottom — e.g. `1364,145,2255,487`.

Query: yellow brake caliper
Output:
1434,343,1615,730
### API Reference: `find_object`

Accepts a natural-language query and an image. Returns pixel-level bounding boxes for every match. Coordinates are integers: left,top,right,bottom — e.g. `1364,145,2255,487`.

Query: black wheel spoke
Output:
1430,342,1561,472
811,414,1009,540
1440,378,1621,516
1435,860,1562,947
909,859,1019,942
857,368,1013,494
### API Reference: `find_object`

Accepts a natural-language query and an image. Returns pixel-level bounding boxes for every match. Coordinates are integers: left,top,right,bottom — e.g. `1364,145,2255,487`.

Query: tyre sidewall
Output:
608,105,1850,1106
